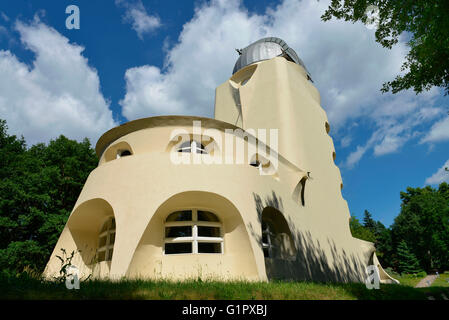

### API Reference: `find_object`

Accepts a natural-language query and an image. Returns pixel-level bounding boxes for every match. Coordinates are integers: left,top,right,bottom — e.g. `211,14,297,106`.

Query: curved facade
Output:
43,38,397,283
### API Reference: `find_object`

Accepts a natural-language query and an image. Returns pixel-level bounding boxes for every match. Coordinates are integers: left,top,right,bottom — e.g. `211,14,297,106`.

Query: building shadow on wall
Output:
250,191,366,283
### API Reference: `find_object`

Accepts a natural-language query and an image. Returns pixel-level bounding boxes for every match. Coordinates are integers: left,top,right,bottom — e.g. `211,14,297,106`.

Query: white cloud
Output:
116,0,161,39
425,159,449,185
121,0,268,119
340,135,352,148
119,0,442,165
345,145,369,168
421,115,449,143
0,18,116,145
343,104,443,166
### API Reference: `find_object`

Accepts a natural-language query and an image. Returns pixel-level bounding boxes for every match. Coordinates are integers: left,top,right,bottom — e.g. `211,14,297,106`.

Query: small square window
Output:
109,232,116,244
198,243,221,254
97,250,106,262
165,226,192,238
99,236,107,247
107,248,113,261
198,226,220,237
165,243,192,254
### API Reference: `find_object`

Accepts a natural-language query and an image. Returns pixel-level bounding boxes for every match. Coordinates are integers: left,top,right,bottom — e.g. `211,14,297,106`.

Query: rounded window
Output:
177,141,207,154
164,209,223,254
118,150,132,157
261,208,296,259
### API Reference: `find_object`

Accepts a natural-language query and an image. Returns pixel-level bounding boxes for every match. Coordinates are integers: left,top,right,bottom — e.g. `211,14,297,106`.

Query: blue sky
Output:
0,0,448,227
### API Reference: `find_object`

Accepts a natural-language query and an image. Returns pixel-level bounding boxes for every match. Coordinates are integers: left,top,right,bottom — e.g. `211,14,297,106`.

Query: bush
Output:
415,271,427,278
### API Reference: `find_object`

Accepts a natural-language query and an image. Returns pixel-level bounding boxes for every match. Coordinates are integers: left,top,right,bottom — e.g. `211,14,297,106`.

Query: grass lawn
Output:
392,273,424,287
1,273,449,300
431,272,449,288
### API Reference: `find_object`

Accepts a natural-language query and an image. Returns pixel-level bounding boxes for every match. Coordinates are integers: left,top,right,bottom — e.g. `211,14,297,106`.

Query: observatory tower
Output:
43,37,397,284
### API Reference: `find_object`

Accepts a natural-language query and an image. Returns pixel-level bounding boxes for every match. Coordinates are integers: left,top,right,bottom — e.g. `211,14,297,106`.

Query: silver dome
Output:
233,37,312,81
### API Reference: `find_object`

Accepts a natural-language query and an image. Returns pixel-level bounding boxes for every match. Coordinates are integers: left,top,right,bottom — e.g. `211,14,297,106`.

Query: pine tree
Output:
363,210,376,233
396,240,422,274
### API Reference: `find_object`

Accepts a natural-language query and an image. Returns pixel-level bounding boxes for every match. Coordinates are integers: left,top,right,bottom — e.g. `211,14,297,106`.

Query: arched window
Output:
177,140,207,154
103,141,133,163
164,209,223,254
97,217,115,262
261,208,296,259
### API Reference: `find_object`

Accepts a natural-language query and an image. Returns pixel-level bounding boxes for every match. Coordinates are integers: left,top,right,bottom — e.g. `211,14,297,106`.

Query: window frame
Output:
176,140,207,154
163,209,223,255
97,217,116,262
261,219,276,258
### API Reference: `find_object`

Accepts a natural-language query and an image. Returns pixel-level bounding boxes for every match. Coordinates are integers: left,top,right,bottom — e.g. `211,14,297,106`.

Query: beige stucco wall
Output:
43,56,396,283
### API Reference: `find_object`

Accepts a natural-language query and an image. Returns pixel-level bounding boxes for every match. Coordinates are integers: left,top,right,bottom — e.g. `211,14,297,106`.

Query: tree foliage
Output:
396,240,422,274
349,216,376,242
350,184,449,273
0,119,98,275
322,0,449,95
391,184,449,271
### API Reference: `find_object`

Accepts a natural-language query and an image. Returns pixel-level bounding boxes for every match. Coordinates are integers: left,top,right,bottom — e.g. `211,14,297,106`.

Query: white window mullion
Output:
196,236,223,242
165,236,194,243
192,209,198,253
192,224,198,254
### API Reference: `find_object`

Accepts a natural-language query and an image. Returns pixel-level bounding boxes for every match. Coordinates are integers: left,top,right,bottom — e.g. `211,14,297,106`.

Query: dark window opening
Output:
198,243,221,253
120,150,132,157
97,251,106,262
197,211,219,222
165,243,192,254
198,226,220,237
250,160,261,168
165,226,192,238
166,210,192,222
299,178,306,206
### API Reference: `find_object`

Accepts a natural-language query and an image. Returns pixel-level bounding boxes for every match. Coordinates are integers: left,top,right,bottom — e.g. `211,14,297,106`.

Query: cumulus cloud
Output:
425,159,449,185
116,0,161,39
0,18,116,145
119,0,410,122
119,0,443,168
